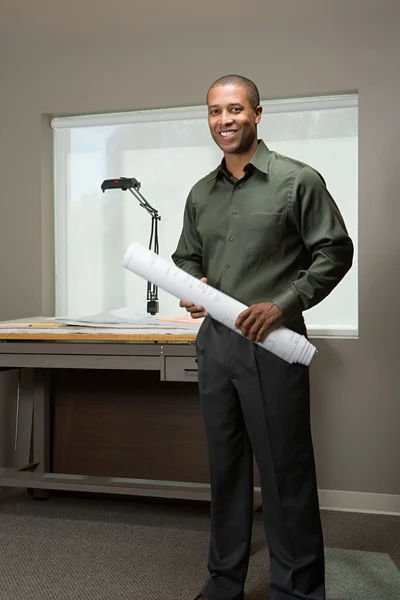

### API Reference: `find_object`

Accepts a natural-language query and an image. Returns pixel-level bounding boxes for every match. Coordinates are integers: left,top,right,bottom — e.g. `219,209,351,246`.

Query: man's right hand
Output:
179,277,209,319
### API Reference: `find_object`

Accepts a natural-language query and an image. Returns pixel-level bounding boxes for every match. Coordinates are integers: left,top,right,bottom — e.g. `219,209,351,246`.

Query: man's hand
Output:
179,277,209,319
235,302,284,343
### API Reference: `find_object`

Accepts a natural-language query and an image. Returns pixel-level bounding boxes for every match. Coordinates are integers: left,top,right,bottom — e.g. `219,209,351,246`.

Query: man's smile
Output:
218,130,239,139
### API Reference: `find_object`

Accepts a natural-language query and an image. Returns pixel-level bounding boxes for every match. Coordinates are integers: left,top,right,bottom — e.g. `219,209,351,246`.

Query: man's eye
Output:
210,110,219,115
231,108,241,113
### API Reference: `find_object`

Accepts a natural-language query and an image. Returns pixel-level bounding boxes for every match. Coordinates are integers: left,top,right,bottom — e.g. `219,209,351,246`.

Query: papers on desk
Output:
122,243,317,366
54,308,201,334
0,311,202,338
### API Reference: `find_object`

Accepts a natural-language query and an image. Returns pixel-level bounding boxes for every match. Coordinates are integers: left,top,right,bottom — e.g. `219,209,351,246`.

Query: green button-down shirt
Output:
172,140,353,317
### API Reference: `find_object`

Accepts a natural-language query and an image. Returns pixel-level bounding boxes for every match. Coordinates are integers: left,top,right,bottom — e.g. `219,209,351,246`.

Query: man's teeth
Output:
220,131,236,137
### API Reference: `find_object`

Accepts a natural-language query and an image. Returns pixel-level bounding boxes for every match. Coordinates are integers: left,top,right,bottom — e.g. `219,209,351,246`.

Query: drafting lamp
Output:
101,177,161,315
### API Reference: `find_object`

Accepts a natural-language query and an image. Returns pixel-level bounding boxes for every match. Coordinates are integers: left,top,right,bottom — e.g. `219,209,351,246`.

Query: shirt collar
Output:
206,139,271,183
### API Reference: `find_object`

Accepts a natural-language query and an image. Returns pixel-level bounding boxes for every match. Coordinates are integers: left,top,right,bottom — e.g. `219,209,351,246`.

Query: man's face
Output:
207,84,262,155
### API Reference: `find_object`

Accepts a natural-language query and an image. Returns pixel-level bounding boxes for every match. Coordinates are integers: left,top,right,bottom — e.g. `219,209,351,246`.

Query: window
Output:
52,95,358,337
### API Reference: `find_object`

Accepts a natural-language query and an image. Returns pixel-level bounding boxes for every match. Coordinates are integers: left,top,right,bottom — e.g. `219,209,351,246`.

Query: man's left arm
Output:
271,166,354,316
236,166,354,342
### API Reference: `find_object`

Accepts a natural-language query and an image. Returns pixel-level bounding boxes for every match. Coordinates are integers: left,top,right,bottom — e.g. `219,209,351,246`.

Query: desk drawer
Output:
164,357,198,382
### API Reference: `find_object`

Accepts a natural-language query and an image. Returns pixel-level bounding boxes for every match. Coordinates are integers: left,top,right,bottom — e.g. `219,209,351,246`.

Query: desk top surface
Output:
0,317,198,343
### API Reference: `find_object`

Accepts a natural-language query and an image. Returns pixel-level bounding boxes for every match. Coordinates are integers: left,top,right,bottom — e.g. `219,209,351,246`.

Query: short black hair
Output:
207,74,260,109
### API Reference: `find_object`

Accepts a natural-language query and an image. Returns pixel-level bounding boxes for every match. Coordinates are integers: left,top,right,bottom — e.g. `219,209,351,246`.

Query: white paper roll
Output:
122,243,317,365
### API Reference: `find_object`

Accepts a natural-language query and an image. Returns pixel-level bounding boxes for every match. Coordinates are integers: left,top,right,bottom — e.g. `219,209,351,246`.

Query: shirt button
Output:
226,263,230,268
232,210,237,215
229,237,234,241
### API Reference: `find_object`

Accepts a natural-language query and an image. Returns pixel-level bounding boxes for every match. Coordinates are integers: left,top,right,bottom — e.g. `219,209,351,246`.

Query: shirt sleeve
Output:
171,189,205,278
272,166,354,316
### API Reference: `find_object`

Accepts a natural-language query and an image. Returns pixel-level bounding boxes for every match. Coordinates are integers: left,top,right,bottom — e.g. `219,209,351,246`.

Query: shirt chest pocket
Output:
245,212,284,257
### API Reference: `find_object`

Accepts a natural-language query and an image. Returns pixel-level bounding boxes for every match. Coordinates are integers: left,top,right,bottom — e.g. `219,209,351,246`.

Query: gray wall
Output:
0,0,399,495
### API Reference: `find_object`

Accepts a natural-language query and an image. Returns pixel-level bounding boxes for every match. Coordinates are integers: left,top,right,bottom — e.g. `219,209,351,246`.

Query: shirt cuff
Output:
190,268,206,279
271,286,303,317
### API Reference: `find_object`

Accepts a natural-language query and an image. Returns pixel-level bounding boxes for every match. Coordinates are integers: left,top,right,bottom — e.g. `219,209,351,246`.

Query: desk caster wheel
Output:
27,488,51,500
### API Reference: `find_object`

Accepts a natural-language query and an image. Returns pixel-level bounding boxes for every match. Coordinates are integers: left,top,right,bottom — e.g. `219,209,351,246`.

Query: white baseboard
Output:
318,489,400,516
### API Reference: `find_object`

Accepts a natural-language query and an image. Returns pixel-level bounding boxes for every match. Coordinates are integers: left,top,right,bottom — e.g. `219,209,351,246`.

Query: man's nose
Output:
219,110,234,126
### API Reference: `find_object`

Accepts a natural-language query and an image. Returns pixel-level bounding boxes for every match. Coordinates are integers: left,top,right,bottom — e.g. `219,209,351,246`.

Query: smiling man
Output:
172,75,353,600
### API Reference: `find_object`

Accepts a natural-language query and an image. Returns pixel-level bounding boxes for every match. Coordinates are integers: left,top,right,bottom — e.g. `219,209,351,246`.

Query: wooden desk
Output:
0,318,261,503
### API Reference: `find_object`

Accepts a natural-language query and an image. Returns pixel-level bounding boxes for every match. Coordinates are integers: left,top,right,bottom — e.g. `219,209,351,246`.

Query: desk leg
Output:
13,369,34,469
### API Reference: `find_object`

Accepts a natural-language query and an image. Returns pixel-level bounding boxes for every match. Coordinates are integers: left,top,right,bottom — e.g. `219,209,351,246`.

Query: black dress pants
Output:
196,317,325,600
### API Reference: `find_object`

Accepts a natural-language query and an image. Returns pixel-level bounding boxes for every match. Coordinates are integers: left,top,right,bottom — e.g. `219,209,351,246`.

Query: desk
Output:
0,317,215,500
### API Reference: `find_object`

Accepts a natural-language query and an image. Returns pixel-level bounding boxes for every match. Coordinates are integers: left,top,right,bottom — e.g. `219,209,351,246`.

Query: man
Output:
172,74,353,600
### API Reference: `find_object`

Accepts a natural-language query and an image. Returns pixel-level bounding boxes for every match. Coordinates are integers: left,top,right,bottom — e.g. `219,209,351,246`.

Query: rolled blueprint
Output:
122,243,317,366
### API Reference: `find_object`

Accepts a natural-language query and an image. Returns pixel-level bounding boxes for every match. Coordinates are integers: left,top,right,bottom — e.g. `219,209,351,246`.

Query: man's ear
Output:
255,105,262,125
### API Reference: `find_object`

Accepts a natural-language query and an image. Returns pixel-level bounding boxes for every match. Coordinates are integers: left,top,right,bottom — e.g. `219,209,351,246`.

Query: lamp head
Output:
101,177,141,193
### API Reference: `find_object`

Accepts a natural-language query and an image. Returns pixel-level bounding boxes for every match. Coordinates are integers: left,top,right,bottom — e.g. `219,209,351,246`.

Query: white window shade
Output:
52,95,358,338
